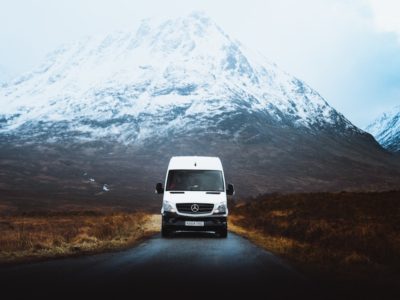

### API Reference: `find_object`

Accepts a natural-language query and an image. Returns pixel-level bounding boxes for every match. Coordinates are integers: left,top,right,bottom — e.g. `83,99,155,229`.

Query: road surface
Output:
0,232,323,298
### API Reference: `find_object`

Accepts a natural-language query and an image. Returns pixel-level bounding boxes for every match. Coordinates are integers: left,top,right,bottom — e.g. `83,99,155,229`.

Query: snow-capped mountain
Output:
1,12,399,208
366,106,400,152
0,12,359,144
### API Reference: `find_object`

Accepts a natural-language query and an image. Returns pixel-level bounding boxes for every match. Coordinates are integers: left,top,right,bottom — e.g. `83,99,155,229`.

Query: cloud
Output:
370,0,400,42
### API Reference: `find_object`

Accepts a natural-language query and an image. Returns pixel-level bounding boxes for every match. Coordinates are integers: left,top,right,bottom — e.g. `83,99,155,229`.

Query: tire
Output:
161,225,171,238
218,225,228,238
161,218,171,237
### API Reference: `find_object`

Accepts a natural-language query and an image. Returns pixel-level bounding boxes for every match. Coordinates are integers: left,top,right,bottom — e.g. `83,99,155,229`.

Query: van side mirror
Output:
155,183,164,194
226,183,235,196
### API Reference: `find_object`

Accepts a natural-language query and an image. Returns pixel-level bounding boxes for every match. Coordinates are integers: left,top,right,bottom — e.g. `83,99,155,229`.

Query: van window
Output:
166,170,224,192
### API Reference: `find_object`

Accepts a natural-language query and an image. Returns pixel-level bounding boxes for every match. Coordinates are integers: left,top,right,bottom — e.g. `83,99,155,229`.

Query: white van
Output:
155,156,234,238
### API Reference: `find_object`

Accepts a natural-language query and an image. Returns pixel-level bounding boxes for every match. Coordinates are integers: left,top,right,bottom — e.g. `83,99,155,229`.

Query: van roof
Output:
168,156,223,171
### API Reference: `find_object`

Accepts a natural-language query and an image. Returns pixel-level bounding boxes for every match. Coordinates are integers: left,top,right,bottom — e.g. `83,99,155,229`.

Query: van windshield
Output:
166,170,224,192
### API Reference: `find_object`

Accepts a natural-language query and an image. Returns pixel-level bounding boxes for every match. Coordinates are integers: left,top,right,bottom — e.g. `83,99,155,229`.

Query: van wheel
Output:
218,225,228,238
161,225,171,238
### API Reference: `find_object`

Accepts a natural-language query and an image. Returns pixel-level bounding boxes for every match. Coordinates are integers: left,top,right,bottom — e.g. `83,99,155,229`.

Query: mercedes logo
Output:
191,204,200,212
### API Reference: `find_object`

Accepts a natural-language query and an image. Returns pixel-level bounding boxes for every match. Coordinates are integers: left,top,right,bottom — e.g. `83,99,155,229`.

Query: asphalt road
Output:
0,232,324,298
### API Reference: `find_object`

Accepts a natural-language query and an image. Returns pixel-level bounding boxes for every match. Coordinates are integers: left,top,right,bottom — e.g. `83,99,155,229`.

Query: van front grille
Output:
176,203,214,214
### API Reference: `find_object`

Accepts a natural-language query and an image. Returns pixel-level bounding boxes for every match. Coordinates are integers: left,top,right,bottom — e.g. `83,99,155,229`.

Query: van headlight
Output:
163,201,176,213
214,203,226,214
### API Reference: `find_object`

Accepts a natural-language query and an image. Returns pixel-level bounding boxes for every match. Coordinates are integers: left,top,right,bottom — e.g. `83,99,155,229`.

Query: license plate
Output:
185,221,204,227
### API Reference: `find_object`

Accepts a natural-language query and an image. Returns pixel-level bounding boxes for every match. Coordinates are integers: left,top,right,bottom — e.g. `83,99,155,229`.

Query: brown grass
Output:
229,191,400,286
0,211,160,264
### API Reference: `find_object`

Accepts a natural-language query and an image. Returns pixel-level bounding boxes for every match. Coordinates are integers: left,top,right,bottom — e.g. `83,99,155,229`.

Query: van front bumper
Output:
162,212,227,232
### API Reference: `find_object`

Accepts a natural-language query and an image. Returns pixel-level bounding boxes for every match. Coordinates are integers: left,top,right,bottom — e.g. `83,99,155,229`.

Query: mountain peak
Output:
0,13,360,144
135,11,217,37
187,10,211,21
366,105,400,152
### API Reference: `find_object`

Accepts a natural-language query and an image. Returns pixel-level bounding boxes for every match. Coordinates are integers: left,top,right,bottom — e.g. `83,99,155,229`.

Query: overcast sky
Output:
1,0,399,128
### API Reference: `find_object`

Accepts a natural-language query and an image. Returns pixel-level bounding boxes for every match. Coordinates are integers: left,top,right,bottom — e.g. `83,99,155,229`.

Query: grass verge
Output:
229,191,400,292
0,211,160,264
